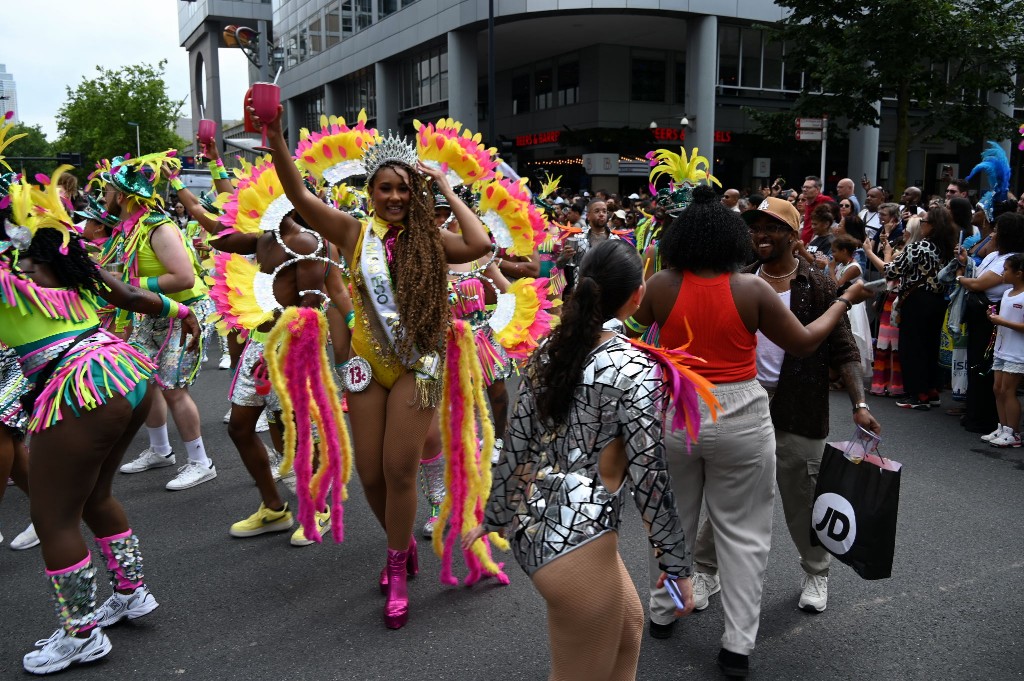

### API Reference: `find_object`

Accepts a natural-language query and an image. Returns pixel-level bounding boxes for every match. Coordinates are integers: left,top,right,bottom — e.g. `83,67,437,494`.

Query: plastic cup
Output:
251,82,280,146
197,119,216,144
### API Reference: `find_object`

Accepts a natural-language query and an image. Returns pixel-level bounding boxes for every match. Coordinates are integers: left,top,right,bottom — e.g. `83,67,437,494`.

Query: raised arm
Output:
252,103,362,256
420,162,492,264
198,136,235,195
171,184,223,235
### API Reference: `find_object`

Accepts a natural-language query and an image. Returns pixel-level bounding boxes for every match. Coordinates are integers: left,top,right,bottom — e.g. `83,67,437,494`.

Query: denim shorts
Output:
992,357,1024,374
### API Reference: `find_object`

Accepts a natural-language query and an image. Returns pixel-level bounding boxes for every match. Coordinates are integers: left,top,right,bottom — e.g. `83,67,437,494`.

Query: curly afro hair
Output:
658,184,752,273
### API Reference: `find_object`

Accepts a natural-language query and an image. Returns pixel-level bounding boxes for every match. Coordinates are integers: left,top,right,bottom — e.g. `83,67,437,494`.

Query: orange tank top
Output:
659,272,757,383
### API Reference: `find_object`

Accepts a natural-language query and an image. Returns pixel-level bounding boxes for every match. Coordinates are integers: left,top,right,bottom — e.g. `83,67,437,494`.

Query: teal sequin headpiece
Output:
105,151,182,204
655,185,693,216
74,194,120,227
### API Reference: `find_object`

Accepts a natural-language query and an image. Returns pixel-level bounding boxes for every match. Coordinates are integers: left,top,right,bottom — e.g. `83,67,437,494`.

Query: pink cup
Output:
250,82,280,147
197,119,216,144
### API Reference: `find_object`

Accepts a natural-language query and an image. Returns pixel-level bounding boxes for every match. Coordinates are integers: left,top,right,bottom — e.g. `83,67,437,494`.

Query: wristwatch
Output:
853,402,870,412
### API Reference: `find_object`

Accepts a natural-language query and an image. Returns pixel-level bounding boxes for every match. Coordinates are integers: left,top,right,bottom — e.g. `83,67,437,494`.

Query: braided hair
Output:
530,239,642,426
370,161,451,360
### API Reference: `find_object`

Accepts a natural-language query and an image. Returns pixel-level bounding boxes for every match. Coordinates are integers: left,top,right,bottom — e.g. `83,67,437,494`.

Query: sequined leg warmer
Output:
95,530,144,592
46,554,98,635
419,452,446,506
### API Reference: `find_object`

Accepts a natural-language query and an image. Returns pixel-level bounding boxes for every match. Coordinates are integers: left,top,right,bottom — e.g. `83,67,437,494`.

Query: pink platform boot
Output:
379,537,418,594
384,548,410,629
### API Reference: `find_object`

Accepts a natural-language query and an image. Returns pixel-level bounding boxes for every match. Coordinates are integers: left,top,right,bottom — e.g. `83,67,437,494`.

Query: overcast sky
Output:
3,1,249,139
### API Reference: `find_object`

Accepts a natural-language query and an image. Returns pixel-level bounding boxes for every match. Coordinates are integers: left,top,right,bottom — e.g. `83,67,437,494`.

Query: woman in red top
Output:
628,186,870,677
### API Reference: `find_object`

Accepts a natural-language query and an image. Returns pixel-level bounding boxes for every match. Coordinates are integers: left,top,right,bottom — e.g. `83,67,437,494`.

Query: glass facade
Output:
718,25,805,94
399,44,448,111
340,68,376,121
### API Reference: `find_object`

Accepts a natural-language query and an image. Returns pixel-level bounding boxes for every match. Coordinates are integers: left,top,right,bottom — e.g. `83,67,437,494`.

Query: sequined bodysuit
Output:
484,334,691,577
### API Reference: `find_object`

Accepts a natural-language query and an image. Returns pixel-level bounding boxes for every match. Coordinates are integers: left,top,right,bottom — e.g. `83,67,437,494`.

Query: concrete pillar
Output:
446,30,478,130
189,27,224,151
286,97,302,151
375,61,399,133
989,88,1015,157
685,15,717,166
848,101,880,203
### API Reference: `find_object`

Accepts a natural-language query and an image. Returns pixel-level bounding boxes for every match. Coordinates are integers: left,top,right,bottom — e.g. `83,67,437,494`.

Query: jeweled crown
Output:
362,131,418,181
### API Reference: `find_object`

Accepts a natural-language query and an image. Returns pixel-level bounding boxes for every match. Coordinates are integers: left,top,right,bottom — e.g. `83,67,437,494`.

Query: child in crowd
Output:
833,235,873,379
985,253,1024,447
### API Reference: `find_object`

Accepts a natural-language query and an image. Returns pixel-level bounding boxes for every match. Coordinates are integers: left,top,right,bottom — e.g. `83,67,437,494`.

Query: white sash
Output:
360,225,421,365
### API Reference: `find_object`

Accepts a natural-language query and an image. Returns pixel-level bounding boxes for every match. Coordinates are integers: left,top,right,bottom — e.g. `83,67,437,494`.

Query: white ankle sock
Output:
185,437,211,466
147,425,172,456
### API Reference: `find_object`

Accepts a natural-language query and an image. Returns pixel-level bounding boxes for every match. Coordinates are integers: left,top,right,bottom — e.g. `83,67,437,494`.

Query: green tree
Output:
761,0,1024,190
55,60,186,174
4,123,53,179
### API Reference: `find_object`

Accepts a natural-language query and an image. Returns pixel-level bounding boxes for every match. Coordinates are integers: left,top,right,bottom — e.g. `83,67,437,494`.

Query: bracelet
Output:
344,310,355,330
835,297,853,311
853,402,870,412
142,276,162,293
170,178,185,191
176,303,190,319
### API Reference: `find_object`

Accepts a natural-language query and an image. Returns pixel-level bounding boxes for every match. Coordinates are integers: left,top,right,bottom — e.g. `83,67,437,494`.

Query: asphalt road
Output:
1,353,1023,680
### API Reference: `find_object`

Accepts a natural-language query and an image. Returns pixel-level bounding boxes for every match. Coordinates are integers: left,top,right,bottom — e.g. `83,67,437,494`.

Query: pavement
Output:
1,355,1023,680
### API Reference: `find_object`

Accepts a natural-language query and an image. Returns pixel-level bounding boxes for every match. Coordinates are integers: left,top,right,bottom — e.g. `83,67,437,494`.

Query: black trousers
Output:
898,289,947,399
962,299,998,432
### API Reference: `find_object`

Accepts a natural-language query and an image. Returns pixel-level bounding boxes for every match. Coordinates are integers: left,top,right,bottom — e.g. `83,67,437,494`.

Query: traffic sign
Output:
796,117,825,129
796,129,823,141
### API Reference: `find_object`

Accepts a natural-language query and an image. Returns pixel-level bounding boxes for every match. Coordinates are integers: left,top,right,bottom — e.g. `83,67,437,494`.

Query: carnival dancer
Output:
466,239,720,680
200,156,338,546
2,168,200,674
99,153,217,491
257,105,492,629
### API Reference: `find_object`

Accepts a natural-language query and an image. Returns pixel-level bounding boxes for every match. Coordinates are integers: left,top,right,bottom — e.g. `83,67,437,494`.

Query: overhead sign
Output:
796,117,825,129
796,129,823,141
515,130,561,147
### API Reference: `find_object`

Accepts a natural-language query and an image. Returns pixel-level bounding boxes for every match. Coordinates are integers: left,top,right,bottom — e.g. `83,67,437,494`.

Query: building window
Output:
534,66,553,110
740,28,762,89
720,25,805,94
325,5,341,48
379,0,398,18
354,0,372,31
631,54,666,102
556,60,579,106
512,73,531,115
399,44,448,111
340,0,354,37
303,87,325,131
285,31,300,67
718,26,739,88
674,55,686,104
782,42,802,91
307,17,323,58
341,68,376,121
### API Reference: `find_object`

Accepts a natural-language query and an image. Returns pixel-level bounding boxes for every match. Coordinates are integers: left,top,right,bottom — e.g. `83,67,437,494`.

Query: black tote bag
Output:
810,443,902,580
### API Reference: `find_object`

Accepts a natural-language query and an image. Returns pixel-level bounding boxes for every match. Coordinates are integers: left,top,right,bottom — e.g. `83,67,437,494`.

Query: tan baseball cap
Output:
742,197,802,232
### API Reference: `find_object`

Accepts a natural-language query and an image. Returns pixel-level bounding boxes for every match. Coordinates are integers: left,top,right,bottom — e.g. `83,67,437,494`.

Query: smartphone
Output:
862,173,868,182
665,577,688,612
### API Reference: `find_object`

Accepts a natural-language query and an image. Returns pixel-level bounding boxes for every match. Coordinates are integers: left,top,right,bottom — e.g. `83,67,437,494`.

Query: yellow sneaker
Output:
229,503,293,538
290,508,331,547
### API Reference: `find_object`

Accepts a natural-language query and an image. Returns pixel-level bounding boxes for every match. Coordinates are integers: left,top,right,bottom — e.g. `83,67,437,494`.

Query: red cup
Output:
197,119,216,144
250,82,280,147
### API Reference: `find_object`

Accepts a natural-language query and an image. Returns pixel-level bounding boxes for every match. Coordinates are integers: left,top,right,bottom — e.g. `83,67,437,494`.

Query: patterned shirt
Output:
884,239,944,295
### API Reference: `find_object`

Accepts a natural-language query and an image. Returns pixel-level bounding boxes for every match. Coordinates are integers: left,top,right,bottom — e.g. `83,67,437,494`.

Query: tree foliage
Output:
4,123,54,179
55,60,187,174
764,0,1024,189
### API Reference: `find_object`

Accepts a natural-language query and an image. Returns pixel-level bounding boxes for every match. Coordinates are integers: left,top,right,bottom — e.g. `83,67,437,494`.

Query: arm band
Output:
624,316,649,334
207,160,229,180
170,178,185,191
142,276,163,293
345,310,356,330
176,302,191,319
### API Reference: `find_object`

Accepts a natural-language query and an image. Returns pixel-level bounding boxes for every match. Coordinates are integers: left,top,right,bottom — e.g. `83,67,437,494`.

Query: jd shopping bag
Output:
810,431,902,580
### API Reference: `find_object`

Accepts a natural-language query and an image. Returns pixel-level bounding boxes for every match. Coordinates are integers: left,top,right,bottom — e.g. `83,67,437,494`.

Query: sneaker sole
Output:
290,519,331,546
230,517,294,538
799,601,827,613
24,633,112,675
165,470,217,491
991,441,1022,448
10,537,40,551
120,458,176,474
96,595,160,627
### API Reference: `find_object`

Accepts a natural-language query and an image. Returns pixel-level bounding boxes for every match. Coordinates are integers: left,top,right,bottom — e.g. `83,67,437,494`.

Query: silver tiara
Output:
362,131,418,181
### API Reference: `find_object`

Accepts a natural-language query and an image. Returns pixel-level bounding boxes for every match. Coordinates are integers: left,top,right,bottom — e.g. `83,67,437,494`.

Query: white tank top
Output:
755,289,791,389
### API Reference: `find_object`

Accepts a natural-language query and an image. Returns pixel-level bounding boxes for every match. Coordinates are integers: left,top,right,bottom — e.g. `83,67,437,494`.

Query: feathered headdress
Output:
219,155,292,235
295,111,379,186
414,118,499,187
6,166,76,253
477,175,547,257
107,150,182,204
965,141,1011,221
86,159,113,192
0,111,27,172
646,146,720,214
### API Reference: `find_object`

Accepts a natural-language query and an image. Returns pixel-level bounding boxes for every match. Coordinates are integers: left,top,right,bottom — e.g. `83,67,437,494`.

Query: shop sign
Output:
515,130,562,147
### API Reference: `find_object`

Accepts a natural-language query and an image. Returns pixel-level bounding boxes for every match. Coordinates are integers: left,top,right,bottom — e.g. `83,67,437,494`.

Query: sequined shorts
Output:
130,296,214,389
229,338,280,412
0,347,28,433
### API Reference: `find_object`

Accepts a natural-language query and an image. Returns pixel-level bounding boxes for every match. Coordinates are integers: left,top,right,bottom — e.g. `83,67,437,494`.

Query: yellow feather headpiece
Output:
0,112,27,172
219,155,292,235
295,111,379,186
7,166,76,253
647,146,721,189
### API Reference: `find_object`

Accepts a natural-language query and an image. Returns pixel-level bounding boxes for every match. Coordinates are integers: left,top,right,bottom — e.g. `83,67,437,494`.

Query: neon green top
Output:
136,215,209,303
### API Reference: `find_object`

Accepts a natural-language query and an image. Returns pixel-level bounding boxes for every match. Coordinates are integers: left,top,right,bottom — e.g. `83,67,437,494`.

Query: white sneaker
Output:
202,352,209,363
94,585,159,627
255,410,270,433
267,449,292,483
23,626,112,674
799,573,828,612
165,461,217,491
223,408,232,424
981,425,1005,442
119,448,176,474
11,522,39,550
990,431,1022,448
690,571,721,611
219,354,231,370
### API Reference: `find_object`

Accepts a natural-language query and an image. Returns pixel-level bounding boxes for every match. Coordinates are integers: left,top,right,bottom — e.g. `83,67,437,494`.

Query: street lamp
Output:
126,121,141,157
